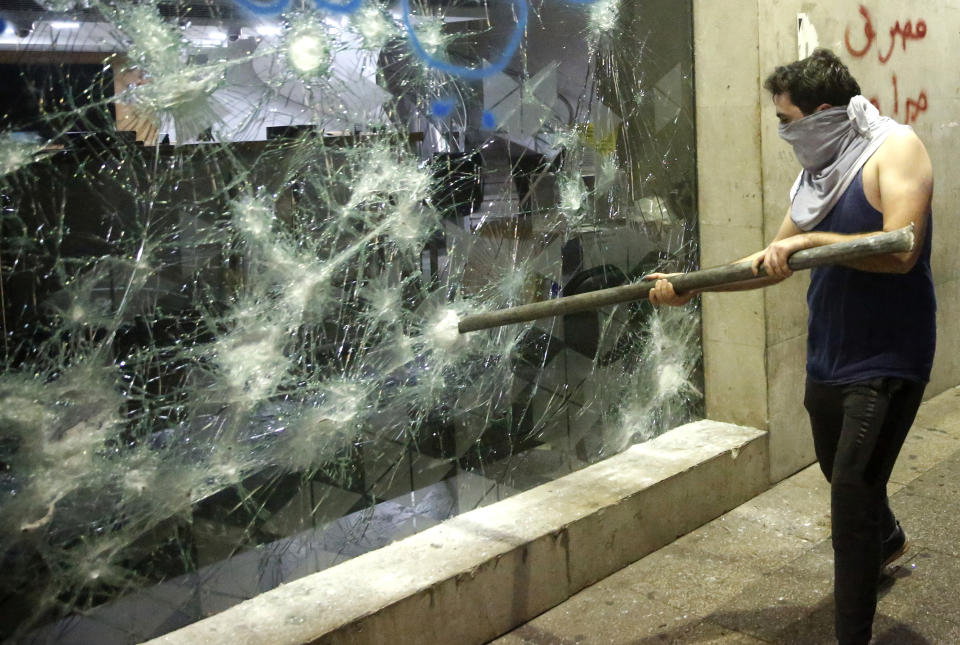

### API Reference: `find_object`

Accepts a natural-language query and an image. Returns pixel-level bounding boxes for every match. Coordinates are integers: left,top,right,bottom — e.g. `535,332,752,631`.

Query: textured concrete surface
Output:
492,386,960,644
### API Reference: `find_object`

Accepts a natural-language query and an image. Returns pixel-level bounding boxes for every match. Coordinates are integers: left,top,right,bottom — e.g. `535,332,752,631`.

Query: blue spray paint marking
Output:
232,0,289,15
482,111,497,129
400,0,527,80
233,0,599,18
431,98,455,118
313,0,363,14
229,0,594,83
233,0,362,16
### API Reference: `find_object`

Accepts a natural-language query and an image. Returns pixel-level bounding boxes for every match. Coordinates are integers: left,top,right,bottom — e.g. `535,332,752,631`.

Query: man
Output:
647,48,935,645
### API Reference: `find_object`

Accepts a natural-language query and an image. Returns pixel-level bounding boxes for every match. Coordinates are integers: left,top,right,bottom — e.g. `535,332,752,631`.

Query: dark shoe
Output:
881,522,908,569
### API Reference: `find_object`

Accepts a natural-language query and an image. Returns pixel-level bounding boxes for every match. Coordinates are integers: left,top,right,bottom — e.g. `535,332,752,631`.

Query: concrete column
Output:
693,0,769,433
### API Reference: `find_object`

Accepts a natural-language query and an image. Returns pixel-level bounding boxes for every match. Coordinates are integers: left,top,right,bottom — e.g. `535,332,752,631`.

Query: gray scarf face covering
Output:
779,95,905,230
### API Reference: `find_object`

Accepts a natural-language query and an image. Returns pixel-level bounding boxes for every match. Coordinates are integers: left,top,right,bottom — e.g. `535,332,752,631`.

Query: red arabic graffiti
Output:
906,91,929,124
868,75,929,124
845,5,930,124
844,4,927,64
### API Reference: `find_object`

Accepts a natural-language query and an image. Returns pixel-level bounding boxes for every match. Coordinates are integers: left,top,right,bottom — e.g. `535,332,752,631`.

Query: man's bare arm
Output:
851,130,932,272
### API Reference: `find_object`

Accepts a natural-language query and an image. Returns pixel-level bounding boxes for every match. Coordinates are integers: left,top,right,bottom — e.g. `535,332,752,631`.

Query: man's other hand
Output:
750,236,809,279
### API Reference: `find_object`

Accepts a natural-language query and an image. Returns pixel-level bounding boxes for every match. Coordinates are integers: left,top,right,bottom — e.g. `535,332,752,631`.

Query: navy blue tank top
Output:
806,168,936,384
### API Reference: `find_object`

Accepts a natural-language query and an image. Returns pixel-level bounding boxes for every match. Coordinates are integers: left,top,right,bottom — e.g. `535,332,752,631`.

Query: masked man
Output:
647,48,935,645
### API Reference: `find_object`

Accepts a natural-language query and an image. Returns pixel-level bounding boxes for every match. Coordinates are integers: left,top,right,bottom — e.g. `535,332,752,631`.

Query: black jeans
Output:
804,377,925,645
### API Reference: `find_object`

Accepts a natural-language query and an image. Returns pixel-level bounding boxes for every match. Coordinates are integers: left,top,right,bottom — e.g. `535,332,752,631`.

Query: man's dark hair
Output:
763,48,861,115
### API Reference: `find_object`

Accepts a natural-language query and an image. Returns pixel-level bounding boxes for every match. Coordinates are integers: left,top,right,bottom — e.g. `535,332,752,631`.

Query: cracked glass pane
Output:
0,0,700,641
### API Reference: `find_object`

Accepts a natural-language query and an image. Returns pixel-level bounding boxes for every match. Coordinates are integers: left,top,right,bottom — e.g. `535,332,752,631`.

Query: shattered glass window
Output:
0,0,701,641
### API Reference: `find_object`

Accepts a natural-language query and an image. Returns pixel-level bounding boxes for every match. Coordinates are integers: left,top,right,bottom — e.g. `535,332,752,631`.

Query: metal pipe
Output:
457,224,914,333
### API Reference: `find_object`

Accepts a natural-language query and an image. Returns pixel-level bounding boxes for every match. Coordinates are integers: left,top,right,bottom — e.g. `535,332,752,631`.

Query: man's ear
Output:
815,103,833,112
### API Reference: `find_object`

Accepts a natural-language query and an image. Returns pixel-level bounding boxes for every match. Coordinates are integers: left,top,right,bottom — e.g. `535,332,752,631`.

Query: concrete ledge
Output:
145,420,769,645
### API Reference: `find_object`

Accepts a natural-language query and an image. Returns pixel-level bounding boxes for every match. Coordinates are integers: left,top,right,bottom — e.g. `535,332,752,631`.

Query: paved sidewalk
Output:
491,386,960,644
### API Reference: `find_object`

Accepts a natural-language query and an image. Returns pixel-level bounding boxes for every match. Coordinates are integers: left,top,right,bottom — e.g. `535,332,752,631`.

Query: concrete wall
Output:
695,0,960,482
